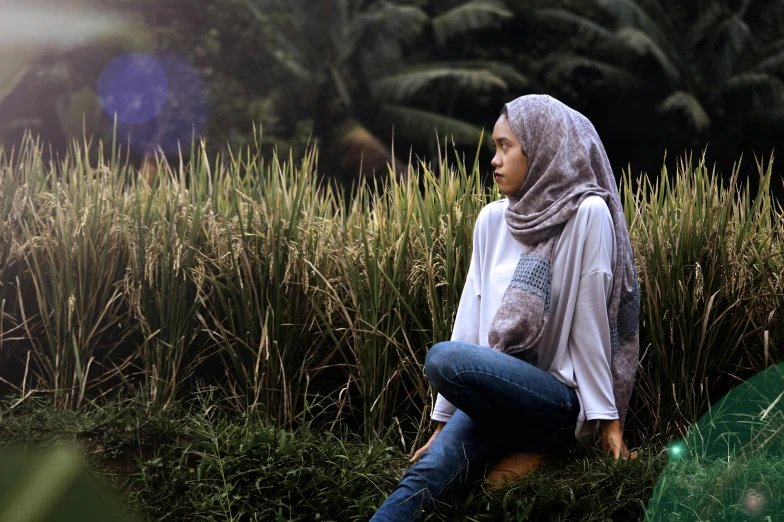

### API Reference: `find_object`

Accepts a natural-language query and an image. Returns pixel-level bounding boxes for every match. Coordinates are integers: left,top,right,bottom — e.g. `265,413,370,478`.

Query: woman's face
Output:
491,114,528,197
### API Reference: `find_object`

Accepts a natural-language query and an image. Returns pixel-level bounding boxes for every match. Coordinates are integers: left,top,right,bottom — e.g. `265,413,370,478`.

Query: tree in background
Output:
1,0,781,199
507,0,784,197
244,0,528,187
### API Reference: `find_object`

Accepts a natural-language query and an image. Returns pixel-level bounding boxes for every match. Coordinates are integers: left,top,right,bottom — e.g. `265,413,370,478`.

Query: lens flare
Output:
645,361,784,520
98,54,168,124
103,52,209,157
742,489,766,515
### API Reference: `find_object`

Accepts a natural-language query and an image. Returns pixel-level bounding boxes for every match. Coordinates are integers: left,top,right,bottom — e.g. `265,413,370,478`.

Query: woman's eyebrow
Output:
492,136,511,143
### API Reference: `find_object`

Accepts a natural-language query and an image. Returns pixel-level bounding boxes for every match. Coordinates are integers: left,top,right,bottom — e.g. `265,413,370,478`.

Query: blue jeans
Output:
369,341,580,522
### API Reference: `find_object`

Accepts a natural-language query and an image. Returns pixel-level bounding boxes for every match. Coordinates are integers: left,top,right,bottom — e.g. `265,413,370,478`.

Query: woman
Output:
369,94,640,522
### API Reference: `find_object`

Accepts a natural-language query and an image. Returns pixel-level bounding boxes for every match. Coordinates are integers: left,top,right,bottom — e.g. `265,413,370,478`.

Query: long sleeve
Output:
568,271,618,420
431,210,485,423
431,269,480,422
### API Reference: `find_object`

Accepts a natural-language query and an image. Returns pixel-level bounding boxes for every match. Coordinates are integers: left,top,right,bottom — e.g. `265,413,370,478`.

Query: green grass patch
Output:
10,392,782,521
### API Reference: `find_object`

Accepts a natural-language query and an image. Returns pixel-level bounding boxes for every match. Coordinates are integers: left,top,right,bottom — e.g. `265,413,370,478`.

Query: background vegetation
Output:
1,0,783,200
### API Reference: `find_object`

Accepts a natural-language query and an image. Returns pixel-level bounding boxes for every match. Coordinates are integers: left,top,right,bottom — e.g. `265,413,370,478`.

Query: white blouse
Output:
431,195,618,445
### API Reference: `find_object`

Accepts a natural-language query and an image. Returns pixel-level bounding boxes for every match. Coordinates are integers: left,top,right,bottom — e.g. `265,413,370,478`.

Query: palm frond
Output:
431,0,513,47
593,0,675,50
370,64,523,102
245,0,326,78
761,37,784,56
725,71,777,89
724,72,784,112
741,0,784,42
542,53,649,92
536,5,684,80
259,0,316,82
352,3,429,76
377,104,492,148
352,2,429,43
534,8,617,42
444,60,530,87
615,27,680,82
269,43,314,82
687,2,725,58
656,90,711,132
634,0,683,41
333,0,358,65
753,46,784,75
713,13,752,79
581,0,682,70
649,0,690,35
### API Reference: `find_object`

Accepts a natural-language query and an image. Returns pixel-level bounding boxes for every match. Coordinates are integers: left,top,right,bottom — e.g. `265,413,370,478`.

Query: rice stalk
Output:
197,138,340,429
624,150,783,444
122,147,207,406
13,136,130,409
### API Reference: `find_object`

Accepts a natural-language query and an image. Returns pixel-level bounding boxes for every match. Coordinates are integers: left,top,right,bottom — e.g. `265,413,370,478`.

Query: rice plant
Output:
622,150,784,444
0,136,34,373
14,137,130,409
122,146,209,407
393,136,495,445
197,138,342,430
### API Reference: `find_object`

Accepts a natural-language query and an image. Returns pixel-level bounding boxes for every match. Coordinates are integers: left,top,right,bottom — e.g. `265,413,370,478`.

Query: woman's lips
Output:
494,172,503,180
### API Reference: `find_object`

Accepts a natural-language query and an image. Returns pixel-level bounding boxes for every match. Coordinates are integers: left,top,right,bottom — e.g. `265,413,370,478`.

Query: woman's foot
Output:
483,451,554,493
600,430,639,465
611,449,638,466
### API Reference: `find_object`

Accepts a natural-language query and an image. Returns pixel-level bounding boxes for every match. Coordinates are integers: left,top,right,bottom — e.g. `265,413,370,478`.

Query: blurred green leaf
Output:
0,446,141,522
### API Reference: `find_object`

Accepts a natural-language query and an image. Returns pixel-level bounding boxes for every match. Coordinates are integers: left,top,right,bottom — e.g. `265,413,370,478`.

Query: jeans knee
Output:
424,342,455,384
394,477,434,513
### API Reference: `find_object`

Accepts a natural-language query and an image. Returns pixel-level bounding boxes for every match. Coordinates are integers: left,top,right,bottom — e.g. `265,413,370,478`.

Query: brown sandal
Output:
483,451,555,493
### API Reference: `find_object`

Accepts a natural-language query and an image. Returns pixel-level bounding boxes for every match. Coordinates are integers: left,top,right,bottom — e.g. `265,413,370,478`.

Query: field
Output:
1,133,783,520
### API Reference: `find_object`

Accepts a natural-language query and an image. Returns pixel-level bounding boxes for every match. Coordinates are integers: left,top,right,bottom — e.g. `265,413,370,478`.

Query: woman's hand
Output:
599,419,637,461
410,421,446,463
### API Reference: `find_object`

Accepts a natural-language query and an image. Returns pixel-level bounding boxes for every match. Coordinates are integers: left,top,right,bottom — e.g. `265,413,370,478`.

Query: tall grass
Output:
394,139,495,445
623,151,784,445
10,136,131,408
197,140,341,429
122,145,209,407
0,130,781,453
0,137,35,372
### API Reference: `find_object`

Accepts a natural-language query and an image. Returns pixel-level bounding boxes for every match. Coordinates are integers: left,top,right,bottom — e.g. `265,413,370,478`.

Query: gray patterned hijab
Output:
487,94,641,433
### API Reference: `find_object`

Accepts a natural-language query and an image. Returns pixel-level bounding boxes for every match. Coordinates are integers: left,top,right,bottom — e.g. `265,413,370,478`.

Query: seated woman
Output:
370,94,640,522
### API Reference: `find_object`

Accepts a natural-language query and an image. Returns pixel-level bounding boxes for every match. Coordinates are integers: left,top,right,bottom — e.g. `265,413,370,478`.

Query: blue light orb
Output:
102,52,210,157
98,54,168,124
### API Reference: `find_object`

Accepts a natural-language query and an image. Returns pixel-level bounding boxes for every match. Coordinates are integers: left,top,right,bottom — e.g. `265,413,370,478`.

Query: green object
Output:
645,361,784,520
0,446,140,522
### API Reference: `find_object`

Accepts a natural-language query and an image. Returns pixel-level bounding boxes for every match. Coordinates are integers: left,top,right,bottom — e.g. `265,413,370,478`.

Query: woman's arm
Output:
567,201,635,460
569,270,618,421
431,265,481,423
431,208,485,424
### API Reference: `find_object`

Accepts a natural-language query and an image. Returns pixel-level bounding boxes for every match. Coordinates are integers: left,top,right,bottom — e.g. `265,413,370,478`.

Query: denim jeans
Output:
369,341,580,522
